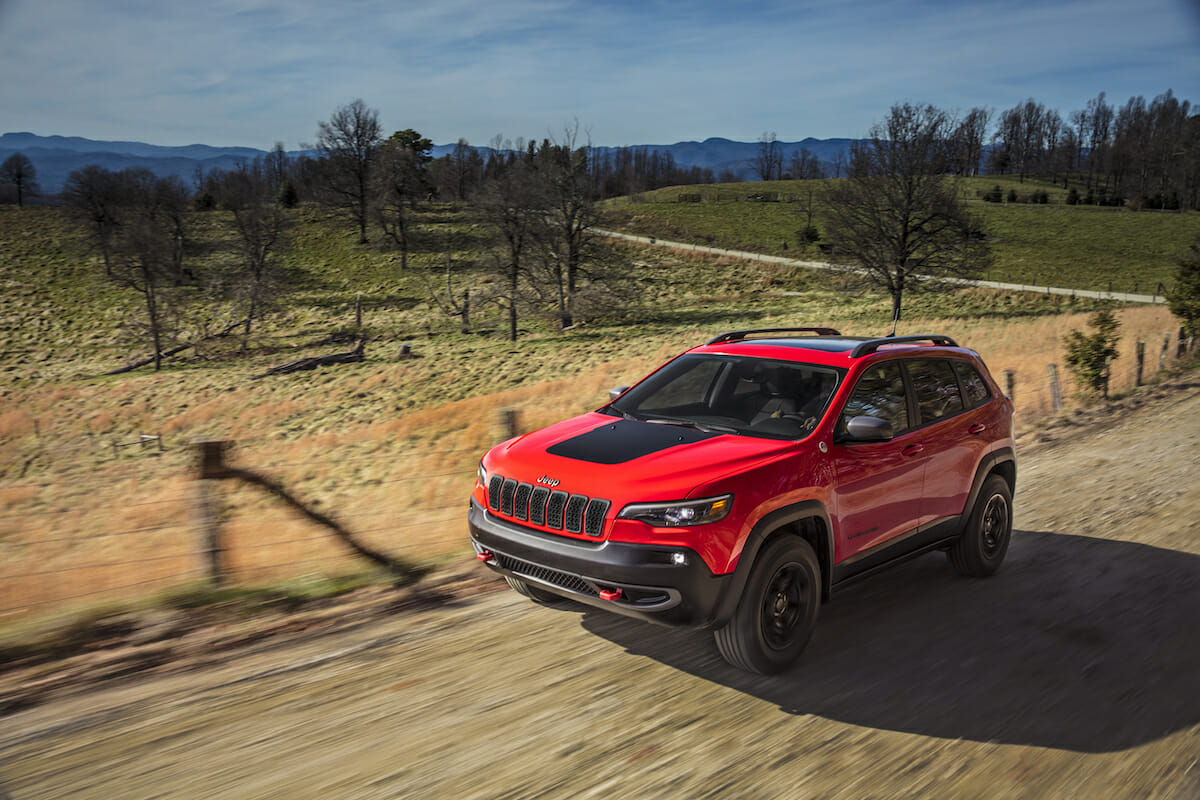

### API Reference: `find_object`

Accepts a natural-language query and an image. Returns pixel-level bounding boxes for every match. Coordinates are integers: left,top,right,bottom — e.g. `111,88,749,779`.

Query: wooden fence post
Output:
499,408,521,440
1161,333,1171,371
1047,364,1063,413
195,440,231,586
1003,370,1015,402
1136,340,1146,386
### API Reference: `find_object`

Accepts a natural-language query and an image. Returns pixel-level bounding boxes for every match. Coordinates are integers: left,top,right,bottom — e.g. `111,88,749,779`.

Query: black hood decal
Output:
546,418,717,464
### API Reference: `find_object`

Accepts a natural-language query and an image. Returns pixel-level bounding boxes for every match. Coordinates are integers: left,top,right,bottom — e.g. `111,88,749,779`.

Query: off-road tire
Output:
948,474,1013,577
714,537,820,674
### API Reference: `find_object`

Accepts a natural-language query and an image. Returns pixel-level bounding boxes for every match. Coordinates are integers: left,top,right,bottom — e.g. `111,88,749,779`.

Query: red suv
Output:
469,329,1015,673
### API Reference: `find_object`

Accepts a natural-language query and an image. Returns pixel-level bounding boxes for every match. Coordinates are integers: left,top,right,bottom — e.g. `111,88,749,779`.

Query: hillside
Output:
0,132,857,195
0,201,1188,621
603,176,1198,294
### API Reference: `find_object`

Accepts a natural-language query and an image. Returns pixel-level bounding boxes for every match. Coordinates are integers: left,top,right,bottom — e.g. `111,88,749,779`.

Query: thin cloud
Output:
0,0,1195,148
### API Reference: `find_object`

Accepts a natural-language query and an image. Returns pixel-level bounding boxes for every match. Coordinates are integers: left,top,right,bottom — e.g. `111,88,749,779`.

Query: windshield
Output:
605,354,843,440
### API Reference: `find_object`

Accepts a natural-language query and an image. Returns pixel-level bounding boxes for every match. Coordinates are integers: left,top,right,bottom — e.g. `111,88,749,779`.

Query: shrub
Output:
1167,233,1200,338
1063,309,1121,398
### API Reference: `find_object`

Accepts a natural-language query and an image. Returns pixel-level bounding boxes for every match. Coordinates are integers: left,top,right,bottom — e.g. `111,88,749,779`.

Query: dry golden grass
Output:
927,304,1180,421
0,289,1185,623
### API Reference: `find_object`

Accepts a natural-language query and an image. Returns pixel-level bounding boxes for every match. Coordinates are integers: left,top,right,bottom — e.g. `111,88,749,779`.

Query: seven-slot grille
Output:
487,474,611,537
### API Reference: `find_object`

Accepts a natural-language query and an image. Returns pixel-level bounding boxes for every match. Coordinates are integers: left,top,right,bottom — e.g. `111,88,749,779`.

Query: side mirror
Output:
845,415,894,442
608,386,630,403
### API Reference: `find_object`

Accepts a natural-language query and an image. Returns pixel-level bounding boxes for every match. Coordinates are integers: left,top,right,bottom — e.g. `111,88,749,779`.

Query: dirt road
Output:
2,377,1199,799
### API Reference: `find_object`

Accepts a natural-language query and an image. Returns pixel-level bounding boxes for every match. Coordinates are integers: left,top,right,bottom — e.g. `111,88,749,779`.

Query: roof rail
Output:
707,327,842,345
849,335,959,358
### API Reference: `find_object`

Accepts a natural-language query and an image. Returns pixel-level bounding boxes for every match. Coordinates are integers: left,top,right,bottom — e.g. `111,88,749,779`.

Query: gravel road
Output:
2,376,1198,799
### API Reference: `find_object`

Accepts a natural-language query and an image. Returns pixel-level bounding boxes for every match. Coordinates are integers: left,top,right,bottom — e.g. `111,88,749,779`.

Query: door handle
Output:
902,444,925,456
968,424,987,434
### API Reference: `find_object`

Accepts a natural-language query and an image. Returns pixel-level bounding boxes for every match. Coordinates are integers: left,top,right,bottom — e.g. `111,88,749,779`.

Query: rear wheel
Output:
948,474,1012,577
714,537,820,674
505,575,570,606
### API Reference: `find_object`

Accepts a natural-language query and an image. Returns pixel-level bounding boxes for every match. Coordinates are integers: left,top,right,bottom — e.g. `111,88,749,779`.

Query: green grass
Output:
601,176,1198,294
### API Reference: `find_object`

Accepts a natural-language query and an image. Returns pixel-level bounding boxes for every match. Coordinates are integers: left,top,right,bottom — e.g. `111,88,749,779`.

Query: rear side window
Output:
953,360,993,408
908,359,964,423
841,361,909,434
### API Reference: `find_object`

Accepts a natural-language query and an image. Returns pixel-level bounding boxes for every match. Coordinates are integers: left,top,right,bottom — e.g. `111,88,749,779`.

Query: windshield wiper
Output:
644,417,738,435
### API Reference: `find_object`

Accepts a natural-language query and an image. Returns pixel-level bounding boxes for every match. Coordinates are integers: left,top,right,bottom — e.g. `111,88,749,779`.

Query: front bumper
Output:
468,498,732,628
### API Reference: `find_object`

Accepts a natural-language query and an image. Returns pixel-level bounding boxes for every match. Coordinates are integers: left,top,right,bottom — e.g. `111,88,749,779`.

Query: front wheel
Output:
948,474,1012,577
714,537,820,674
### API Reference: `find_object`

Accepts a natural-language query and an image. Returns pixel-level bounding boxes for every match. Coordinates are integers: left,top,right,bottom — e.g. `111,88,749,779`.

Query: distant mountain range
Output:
1,132,857,197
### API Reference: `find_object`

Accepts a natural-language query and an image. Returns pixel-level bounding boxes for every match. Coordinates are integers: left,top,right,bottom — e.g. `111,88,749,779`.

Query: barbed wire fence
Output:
1,331,1193,621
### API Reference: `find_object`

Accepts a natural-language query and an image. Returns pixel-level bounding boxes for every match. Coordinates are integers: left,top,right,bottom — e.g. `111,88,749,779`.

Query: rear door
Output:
905,357,994,525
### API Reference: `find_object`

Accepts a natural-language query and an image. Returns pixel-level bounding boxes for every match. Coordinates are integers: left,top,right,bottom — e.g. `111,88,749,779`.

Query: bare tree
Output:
755,132,782,181
478,159,545,341
794,180,822,251
535,121,603,329
374,129,433,270
62,165,125,276
214,161,291,347
1084,92,1114,192
317,99,383,243
950,107,990,176
825,103,993,326
148,174,192,285
788,147,824,180
108,169,190,370
1,153,38,206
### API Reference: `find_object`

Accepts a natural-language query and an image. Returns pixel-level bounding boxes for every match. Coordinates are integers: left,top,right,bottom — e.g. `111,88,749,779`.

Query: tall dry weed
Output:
4,303,1187,621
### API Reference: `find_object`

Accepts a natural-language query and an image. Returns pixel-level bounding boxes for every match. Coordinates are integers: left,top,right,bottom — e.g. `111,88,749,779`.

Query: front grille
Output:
545,490,568,528
497,553,597,597
513,483,533,520
584,499,611,537
487,473,611,538
500,478,517,516
529,487,550,525
564,495,588,533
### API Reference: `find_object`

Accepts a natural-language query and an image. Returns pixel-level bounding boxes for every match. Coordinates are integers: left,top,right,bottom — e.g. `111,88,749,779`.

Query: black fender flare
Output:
962,447,1017,524
708,499,834,629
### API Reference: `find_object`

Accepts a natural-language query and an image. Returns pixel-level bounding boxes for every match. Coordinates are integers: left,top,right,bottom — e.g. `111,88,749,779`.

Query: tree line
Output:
753,90,1198,210
6,90,1198,370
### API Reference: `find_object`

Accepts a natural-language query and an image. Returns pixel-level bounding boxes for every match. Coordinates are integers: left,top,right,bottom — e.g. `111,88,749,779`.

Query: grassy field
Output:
0,200,1190,622
603,176,1198,294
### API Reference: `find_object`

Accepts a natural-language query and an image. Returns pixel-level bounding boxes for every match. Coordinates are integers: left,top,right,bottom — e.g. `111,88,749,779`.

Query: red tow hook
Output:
476,550,494,562
599,588,623,602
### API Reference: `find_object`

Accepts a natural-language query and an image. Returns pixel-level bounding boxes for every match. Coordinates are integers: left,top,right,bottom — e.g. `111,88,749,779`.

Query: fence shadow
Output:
579,530,1200,753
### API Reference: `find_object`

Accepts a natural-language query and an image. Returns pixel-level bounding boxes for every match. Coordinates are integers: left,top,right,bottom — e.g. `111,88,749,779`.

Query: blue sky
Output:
1,0,1197,150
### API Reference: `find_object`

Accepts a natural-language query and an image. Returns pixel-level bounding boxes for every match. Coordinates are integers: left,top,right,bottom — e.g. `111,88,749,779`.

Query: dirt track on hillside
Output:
1,374,1199,799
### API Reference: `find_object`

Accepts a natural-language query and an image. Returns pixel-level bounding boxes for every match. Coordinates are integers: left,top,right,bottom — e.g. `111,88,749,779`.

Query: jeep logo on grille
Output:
537,475,561,488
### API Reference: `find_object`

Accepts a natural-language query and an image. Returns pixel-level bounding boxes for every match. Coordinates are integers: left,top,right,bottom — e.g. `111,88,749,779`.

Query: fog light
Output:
672,552,688,566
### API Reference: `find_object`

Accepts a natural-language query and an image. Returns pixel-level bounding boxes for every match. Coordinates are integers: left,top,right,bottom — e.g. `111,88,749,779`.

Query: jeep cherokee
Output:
469,328,1016,673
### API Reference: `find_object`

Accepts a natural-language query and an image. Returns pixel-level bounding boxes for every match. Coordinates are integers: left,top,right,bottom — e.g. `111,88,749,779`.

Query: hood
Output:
487,412,795,501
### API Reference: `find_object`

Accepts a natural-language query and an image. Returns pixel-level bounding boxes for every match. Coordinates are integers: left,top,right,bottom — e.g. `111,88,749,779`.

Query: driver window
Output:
841,361,909,435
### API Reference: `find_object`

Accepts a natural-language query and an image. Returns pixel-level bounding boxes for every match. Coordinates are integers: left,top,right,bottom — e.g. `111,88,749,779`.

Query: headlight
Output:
617,494,733,527
477,460,487,487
